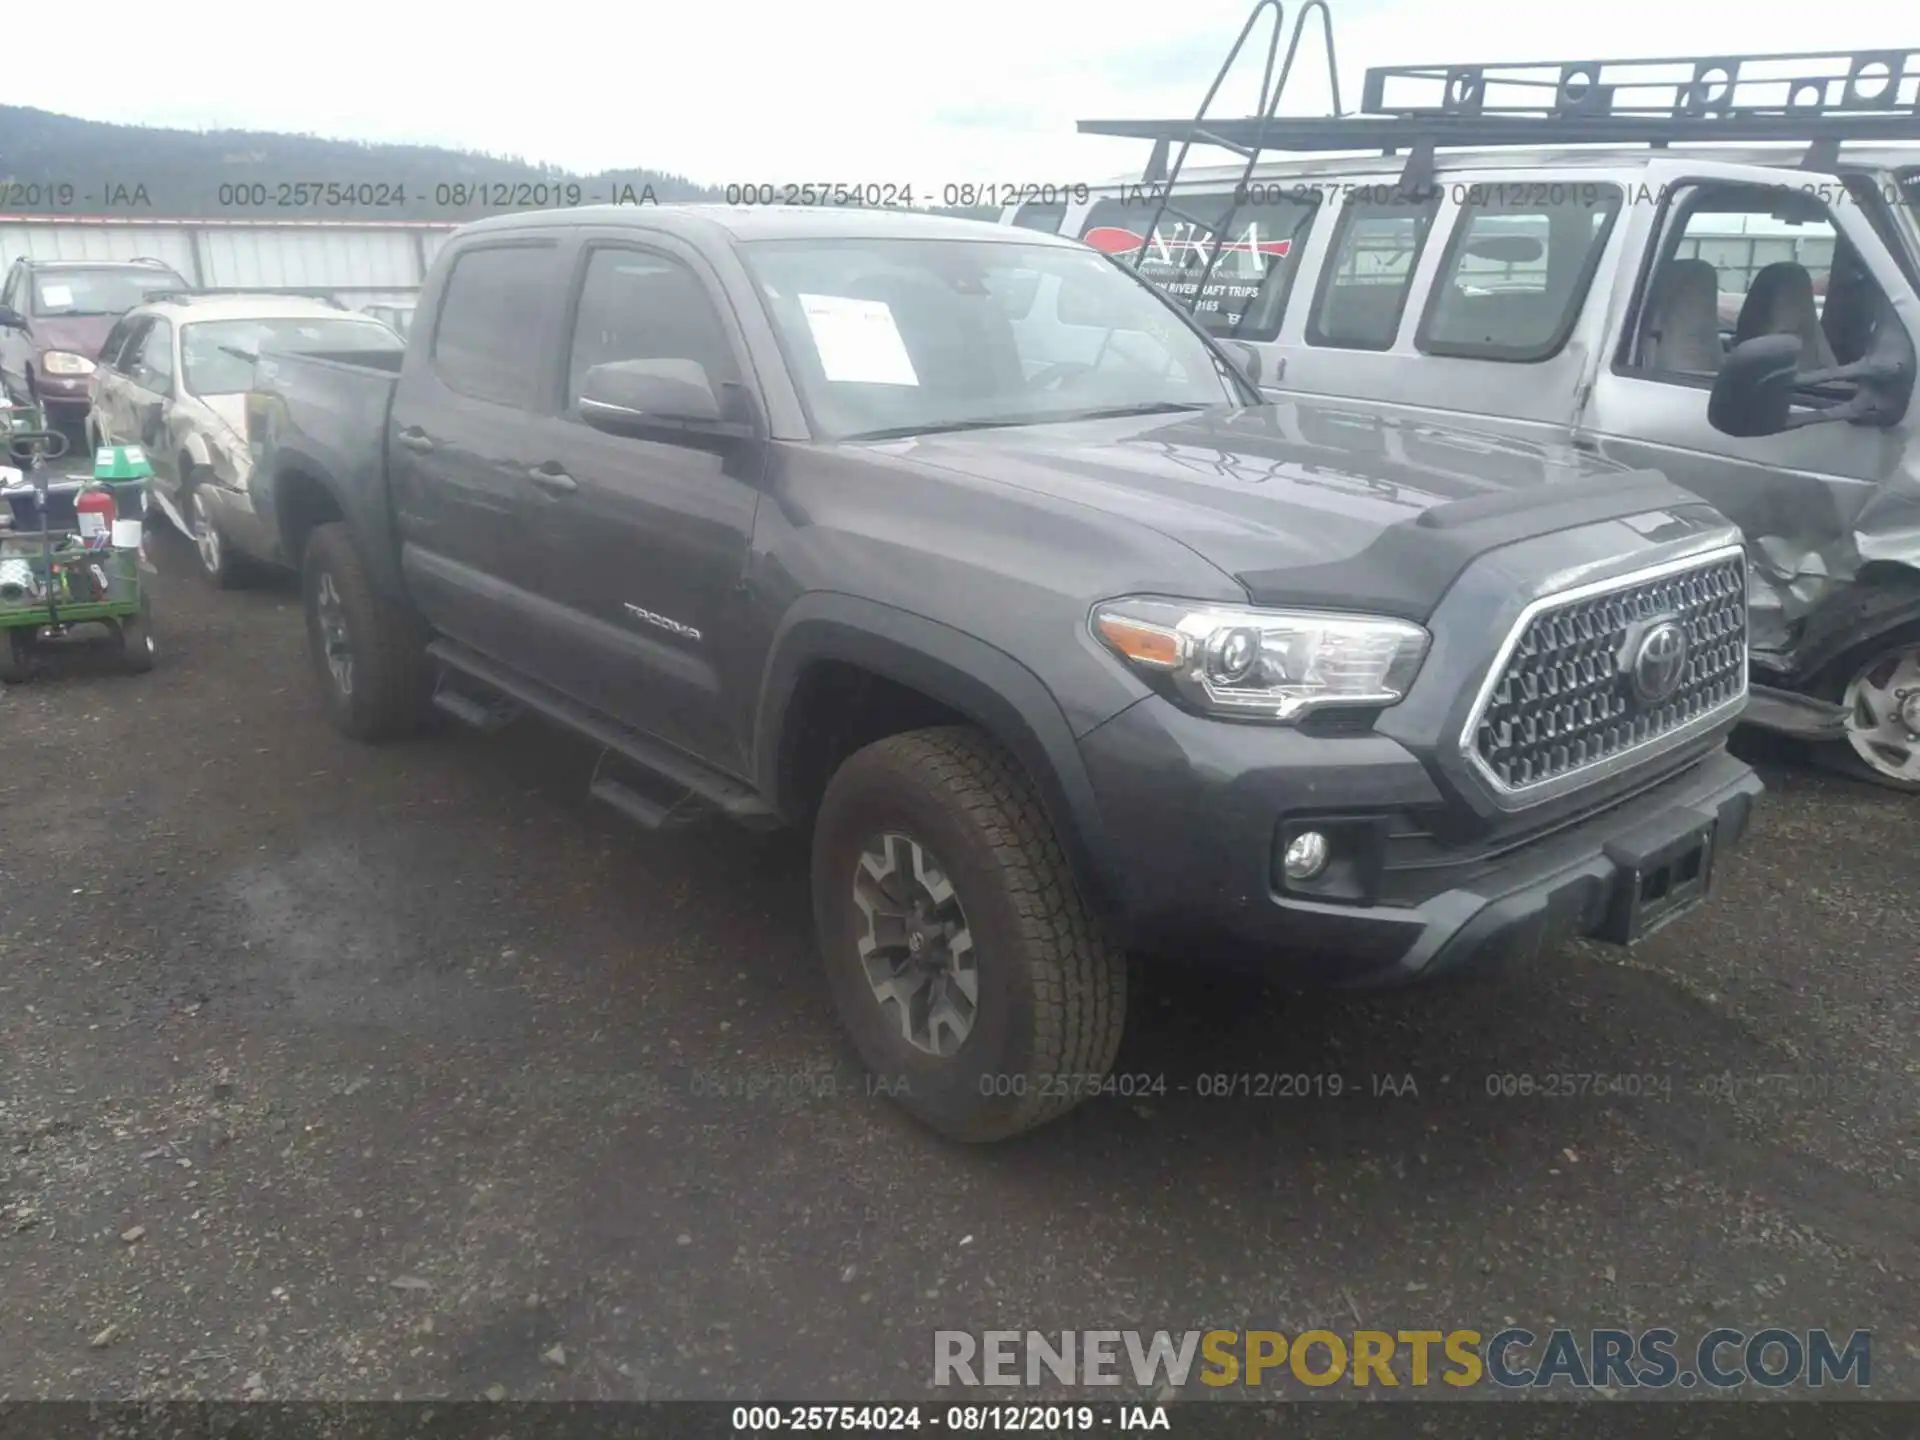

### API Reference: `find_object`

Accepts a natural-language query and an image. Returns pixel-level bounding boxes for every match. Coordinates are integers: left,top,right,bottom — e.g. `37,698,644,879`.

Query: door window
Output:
563,248,740,413
111,318,155,376
1418,184,1622,362
1078,193,1319,342
1625,183,1896,380
132,319,174,393
431,242,557,407
1306,193,1443,351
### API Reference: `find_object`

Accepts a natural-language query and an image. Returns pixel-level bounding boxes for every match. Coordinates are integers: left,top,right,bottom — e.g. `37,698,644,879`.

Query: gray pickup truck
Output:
244,204,1763,1141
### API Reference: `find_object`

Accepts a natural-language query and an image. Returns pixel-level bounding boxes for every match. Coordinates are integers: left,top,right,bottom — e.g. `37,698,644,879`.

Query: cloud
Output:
5,0,1913,191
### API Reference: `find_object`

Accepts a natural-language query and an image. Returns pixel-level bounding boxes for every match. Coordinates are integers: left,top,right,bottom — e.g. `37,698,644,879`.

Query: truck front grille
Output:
1468,550,1748,798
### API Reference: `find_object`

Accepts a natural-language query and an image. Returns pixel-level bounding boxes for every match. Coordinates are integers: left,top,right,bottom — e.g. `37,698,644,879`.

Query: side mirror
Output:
1709,332,1911,438
0,305,27,330
1708,334,1800,438
578,358,741,438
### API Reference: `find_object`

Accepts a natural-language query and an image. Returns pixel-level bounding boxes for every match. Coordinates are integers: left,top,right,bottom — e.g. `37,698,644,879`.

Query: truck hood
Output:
29,314,117,361
880,399,1713,619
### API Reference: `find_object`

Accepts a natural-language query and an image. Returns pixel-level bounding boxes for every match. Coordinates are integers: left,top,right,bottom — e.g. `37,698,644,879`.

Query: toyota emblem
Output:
1631,620,1691,703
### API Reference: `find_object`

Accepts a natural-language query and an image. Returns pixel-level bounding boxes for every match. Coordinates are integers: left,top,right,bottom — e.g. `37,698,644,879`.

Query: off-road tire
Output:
118,594,155,673
812,726,1127,1143
302,522,432,743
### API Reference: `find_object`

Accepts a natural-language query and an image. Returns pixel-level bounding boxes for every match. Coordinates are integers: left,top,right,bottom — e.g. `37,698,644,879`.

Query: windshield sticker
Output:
38,284,74,309
798,293,920,386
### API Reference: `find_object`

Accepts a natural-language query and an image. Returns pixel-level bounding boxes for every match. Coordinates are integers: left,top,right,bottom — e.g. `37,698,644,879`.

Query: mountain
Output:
0,106,722,221
0,107,999,223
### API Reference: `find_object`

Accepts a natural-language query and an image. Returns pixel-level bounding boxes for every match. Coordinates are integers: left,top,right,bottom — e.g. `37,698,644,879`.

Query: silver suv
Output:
1012,34,1920,791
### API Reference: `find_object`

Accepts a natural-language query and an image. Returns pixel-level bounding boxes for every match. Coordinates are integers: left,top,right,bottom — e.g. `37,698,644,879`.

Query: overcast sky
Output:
9,1,1913,188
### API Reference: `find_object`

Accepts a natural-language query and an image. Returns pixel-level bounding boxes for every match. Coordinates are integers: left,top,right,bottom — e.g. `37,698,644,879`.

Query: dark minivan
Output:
0,257,190,421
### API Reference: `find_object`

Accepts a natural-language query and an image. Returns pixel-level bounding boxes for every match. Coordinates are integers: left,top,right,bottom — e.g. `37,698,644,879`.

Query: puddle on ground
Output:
220,832,529,1036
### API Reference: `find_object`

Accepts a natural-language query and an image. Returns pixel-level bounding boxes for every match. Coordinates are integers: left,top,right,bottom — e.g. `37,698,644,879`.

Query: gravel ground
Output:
0,523,1914,1405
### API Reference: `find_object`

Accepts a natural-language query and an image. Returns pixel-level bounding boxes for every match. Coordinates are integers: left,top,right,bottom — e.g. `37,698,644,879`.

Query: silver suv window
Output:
1417,184,1623,363
1078,194,1318,343
1306,192,1442,351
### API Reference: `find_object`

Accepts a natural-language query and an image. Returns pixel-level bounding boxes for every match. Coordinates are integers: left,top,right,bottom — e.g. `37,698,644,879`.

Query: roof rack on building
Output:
1075,2,1920,336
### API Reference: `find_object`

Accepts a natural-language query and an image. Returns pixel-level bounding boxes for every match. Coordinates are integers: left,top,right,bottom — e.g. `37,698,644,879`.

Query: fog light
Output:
1283,830,1331,881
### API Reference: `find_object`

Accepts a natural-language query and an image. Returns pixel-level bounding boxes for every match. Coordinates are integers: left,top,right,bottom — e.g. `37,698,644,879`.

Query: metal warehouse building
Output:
0,214,458,308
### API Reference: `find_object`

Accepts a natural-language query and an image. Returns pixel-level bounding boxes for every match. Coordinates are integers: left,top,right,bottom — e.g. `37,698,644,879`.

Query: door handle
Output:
526,464,577,495
397,427,434,454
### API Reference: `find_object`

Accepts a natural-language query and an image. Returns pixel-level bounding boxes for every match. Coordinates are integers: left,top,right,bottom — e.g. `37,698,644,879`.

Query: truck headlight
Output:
41,351,96,376
1092,597,1430,722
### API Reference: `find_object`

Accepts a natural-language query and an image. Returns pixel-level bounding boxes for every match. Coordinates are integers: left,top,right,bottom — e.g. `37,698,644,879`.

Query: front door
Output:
1579,157,1920,659
520,237,765,773
121,319,178,503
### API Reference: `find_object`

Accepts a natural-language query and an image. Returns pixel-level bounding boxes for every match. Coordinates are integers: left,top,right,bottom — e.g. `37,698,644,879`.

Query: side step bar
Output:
427,638,779,830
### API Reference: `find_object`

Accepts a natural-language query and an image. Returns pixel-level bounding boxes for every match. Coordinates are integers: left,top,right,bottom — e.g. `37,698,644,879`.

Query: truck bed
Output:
247,345,405,591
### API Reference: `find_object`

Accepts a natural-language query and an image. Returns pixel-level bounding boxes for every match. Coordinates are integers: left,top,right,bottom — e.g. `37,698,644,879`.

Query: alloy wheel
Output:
315,570,354,697
191,492,222,577
851,832,979,1057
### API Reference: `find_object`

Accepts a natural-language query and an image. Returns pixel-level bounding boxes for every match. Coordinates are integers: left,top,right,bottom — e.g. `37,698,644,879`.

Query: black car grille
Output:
1471,553,1748,795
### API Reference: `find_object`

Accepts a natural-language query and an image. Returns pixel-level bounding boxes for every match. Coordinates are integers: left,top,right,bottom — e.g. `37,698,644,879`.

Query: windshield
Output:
737,237,1243,440
1902,168,1919,233
181,317,404,395
31,268,181,318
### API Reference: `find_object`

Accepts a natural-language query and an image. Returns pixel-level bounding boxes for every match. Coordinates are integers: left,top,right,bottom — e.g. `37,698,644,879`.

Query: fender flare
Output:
754,593,1122,920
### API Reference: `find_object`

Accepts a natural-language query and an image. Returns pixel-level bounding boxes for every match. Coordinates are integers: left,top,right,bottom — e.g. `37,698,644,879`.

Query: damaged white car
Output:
86,293,404,587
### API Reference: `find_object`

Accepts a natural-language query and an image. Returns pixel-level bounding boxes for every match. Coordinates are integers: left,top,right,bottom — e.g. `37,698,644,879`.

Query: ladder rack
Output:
1079,16,1920,205
1105,0,1343,340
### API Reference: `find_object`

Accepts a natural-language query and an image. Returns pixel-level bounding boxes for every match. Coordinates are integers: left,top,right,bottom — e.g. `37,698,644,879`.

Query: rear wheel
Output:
811,726,1127,1143
302,522,432,742
186,480,250,589
1814,622,1920,793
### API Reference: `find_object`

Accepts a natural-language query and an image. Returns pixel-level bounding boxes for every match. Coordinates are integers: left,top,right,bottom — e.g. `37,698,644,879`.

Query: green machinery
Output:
0,403,155,682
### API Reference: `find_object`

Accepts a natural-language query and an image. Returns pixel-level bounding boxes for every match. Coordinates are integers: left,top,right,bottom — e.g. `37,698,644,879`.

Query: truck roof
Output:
1090,144,1920,191
452,203,1085,247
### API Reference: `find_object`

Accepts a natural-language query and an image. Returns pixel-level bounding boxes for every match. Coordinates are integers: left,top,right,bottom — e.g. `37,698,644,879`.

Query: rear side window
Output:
1418,184,1622,362
1010,201,1068,234
431,243,556,407
1078,193,1318,342
1306,192,1442,351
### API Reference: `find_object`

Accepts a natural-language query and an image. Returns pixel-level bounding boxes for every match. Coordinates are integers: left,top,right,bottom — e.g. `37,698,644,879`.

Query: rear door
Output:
1278,174,1631,448
517,233,766,771
388,237,565,663
1579,157,1920,652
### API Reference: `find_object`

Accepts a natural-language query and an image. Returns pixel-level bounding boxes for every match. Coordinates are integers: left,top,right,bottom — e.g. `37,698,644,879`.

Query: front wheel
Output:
118,594,155,673
811,726,1127,1143
302,522,432,742
1815,623,1920,793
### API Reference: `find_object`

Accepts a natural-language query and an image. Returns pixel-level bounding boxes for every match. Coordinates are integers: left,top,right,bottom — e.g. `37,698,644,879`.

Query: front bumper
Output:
1075,695,1763,988
31,372,91,414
